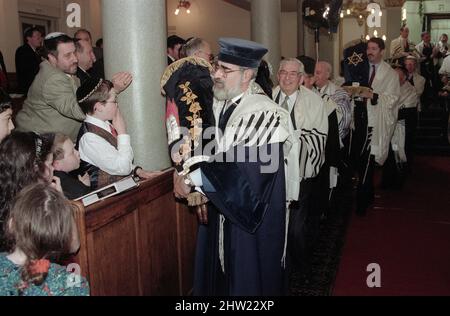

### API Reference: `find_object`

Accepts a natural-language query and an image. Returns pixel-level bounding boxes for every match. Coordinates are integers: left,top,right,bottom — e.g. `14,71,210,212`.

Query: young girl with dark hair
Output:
0,132,60,251
0,183,89,296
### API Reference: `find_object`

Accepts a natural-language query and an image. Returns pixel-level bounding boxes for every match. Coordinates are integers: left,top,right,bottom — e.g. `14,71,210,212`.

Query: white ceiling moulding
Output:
224,0,407,12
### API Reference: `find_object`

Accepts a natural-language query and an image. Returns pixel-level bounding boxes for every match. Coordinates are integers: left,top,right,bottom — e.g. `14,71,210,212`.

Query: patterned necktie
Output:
110,125,118,138
369,65,376,87
281,96,290,111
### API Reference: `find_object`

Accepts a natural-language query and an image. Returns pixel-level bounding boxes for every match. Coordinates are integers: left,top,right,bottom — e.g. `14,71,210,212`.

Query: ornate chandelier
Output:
340,0,383,26
174,0,191,16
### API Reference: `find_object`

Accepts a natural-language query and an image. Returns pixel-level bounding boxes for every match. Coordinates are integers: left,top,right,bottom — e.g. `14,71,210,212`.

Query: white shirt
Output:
222,93,244,113
439,55,450,75
79,115,134,176
277,90,299,113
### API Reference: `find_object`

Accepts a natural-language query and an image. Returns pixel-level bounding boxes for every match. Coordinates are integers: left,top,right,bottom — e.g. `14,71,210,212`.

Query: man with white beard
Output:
173,38,292,296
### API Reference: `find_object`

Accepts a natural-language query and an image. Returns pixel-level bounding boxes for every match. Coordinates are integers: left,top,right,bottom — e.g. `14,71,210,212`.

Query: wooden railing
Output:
71,169,198,296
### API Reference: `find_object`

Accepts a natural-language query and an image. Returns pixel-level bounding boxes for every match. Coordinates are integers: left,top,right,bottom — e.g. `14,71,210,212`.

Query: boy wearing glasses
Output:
76,77,156,190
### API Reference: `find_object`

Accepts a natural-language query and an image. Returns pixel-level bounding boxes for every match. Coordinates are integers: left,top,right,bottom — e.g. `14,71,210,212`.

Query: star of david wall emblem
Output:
348,52,364,66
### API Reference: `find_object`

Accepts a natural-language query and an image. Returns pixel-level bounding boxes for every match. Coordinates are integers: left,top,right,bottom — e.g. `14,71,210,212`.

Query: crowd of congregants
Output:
0,23,449,296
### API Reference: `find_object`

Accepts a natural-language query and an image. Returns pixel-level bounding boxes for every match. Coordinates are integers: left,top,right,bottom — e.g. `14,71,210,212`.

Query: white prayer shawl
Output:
399,81,419,109
391,120,407,163
367,61,401,166
213,82,292,155
212,81,294,270
391,82,417,163
316,90,337,116
439,55,450,75
411,73,426,98
272,86,329,202
390,36,414,59
315,82,353,142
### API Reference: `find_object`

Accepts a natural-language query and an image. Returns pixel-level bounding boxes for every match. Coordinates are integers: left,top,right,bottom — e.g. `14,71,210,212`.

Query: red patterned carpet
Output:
333,156,450,296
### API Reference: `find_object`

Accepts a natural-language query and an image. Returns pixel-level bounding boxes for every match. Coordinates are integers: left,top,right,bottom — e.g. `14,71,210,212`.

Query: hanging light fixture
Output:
174,0,191,16
341,0,385,26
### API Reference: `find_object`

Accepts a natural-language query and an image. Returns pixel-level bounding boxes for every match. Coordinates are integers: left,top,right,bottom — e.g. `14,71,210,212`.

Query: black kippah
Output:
77,77,103,103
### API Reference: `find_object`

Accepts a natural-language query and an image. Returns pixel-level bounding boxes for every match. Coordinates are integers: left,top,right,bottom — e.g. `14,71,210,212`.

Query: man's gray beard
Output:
213,84,242,101
213,78,242,101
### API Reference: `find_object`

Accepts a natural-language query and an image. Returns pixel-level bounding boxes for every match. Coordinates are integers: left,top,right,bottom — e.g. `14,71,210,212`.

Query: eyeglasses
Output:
104,99,118,105
278,70,301,78
213,63,243,78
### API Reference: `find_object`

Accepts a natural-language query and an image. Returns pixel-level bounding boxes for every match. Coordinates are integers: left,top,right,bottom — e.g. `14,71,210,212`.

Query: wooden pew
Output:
71,169,198,296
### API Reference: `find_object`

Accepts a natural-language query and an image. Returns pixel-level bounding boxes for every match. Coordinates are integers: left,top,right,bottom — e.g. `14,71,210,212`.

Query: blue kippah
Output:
218,38,268,69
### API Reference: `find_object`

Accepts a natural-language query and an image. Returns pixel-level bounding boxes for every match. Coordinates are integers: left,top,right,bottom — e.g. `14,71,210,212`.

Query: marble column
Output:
251,0,281,80
102,0,170,171
297,0,305,56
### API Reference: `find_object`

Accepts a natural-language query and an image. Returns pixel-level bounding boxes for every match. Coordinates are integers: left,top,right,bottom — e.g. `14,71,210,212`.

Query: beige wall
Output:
0,0,21,73
0,0,103,72
167,0,297,58
281,12,297,58
167,0,251,54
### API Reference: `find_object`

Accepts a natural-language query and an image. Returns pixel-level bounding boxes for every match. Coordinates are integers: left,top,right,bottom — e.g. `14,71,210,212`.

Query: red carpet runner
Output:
333,156,450,296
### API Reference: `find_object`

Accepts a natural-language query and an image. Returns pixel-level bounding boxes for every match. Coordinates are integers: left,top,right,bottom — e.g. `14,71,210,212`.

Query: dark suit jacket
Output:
0,51,8,90
88,58,105,80
0,51,6,75
54,170,91,200
15,44,42,95
76,67,92,85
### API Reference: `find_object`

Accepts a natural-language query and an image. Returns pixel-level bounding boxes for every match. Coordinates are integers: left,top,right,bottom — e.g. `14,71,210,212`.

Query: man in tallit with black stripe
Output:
382,64,418,188
345,38,400,216
174,38,292,296
272,58,329,274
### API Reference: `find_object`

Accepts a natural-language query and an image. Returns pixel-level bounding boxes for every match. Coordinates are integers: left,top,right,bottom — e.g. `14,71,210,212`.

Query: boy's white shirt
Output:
78,115,134,176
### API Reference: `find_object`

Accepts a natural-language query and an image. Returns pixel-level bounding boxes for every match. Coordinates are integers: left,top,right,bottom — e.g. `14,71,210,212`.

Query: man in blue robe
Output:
174,38,291,296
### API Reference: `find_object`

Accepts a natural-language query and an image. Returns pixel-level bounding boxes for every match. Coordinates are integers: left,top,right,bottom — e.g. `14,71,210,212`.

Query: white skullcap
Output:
45,32,68,40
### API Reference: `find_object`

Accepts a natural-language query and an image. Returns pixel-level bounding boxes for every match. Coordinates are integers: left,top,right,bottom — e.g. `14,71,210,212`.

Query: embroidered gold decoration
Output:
348,52,364,66
160,56,214,95
177,81,203,162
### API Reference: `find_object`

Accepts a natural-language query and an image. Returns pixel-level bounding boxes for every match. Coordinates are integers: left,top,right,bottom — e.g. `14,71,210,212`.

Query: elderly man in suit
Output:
15,33,90,142
75,39,132,92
